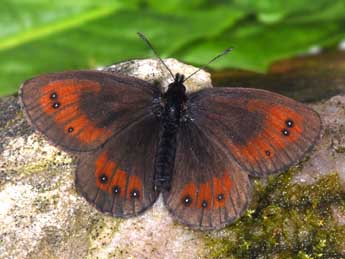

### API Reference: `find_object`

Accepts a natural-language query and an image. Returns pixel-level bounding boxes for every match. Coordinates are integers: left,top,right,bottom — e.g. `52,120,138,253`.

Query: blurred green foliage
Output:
0,0,345,96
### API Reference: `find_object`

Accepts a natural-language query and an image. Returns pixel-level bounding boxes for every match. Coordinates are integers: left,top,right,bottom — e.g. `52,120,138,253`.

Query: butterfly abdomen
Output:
154,111,179,191
154,74,187,191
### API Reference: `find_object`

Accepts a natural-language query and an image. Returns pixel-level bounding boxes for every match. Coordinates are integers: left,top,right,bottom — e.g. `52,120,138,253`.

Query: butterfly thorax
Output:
154,73,187,192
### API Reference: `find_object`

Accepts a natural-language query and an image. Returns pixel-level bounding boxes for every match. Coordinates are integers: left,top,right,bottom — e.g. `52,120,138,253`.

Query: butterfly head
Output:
164,73,187,108
173,73,185,85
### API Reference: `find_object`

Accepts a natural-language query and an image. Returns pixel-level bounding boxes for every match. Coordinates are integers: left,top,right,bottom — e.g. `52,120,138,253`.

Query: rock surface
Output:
0,59,344,259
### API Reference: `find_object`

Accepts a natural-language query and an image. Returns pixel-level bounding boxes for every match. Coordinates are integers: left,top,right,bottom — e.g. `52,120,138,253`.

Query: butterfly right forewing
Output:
187,87,321,177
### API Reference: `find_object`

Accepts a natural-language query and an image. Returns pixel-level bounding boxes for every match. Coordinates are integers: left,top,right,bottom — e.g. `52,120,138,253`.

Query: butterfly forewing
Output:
76,113,160,217
187,88,321,177
163,122,250,230
20,70,160,152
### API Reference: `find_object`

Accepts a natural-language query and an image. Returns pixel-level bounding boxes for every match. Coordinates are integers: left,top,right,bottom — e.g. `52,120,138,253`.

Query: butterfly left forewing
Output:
76,114,160,217
20,70,159,152
163,122,250,230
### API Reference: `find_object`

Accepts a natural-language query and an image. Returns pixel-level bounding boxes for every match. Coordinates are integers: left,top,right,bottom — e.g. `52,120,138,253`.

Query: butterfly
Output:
19,34,321,230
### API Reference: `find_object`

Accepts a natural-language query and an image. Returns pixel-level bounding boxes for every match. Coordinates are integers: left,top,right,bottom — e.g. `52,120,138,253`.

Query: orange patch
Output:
63,114,112,144
213,177,224,209
94,152,116,191
198,182,212,209
95,152,107,175
108,169,127,197
127,175,143,200
40,79,101,96
77,123,112,144
180,183,197,207
54,105,79,123
213,173,233,209
39,79,111,144
223,173,232,191
39,80,100,115
235,100,305,165
64,115,89,136
225,139,258,166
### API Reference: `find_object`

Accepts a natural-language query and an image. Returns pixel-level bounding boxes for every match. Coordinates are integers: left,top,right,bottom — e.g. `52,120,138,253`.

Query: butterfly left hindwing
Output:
76,113,160,217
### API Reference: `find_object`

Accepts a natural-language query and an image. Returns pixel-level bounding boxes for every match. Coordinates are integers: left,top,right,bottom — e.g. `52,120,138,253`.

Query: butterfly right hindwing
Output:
163,121,250,230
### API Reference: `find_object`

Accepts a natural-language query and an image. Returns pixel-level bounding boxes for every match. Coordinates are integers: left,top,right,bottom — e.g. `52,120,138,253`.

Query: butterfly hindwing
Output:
187,88,321,177
163,122,250,230
20,70,160,152
76,114,160,217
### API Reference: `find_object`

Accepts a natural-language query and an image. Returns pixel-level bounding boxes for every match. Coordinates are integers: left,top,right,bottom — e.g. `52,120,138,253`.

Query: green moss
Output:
206,168,345,259
335,146,345,154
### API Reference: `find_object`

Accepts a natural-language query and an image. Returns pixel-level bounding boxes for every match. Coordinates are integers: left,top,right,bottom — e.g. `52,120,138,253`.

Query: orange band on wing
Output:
94,152,116,191
39,79,112,144
109,169,128,197
180,173,233,210
180,183,197,207
235,100,305,164
213,173,232,209
39,80,101,114
54,105,79,123
127,175,143,200
198,182,212,209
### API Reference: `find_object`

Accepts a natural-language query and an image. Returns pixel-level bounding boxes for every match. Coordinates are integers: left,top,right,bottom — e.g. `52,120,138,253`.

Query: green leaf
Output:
233,0,338,23
1,1,345,96
145,0,207,12
179,21,345,72
0,1,127,40
0,6,244,96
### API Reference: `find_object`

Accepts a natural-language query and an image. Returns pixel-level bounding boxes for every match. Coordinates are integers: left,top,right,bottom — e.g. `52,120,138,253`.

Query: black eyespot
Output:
201,200,208,208
113,186,121,195
99,174,108,183
282,129,289,136
130,189,140,199
67,127,74,133
52,102,60,109
217,194,224,201
183,195,192,206
286,119,294,128
50,92,58,99
265,150,271,156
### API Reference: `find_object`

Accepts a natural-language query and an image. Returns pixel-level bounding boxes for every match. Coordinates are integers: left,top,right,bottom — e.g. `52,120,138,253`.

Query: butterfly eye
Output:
265,150,271,156
130,189,140,199
217,194,224,201
50,92,58,99
182,195,192,206
201,200,208,208
281,129,290,136
286,119,294,128
99,174,108,183
67,127,74,133
113,186,121,195
52,102,60,109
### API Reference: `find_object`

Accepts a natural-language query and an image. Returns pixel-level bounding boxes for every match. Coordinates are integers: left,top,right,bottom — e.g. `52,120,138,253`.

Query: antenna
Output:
137,32,175,80
183,47,233,82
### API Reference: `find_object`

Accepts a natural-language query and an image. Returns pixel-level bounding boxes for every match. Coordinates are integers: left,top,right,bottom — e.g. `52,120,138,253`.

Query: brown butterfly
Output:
19,34,321,230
